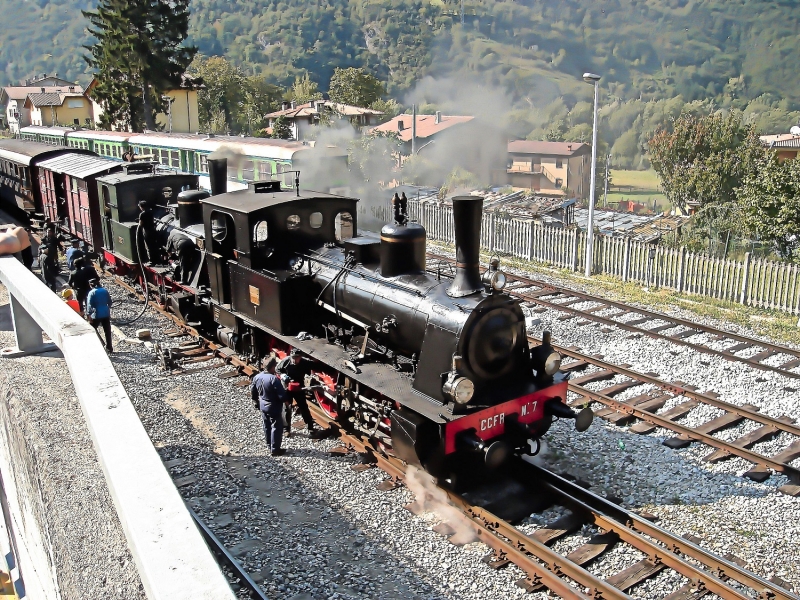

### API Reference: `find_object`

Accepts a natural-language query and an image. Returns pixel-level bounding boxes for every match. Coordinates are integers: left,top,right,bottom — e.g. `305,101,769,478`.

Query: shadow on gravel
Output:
0,303,11,331
159,442,446,600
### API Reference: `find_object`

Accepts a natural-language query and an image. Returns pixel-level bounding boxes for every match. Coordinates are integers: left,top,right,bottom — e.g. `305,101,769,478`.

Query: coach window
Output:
309,212,323,229
256,161,272,181
199,154,208,173
335,211,353,241
286,214,301,230
170,150,180,168
242,160,254,181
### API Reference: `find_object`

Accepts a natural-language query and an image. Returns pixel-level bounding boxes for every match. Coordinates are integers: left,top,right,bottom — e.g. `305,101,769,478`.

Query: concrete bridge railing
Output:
0,255,236,600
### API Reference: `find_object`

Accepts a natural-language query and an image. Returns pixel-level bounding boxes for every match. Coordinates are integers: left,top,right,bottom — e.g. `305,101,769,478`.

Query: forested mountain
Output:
3,0,799,131
4,0,799,102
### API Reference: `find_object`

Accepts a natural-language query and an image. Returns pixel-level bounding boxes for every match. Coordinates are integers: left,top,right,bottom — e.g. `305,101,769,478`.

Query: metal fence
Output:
359,199,800,316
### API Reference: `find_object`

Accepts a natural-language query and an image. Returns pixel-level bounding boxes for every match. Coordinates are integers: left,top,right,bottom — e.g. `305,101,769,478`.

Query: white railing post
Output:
570,229,579,272
2,292,57,357
739,252,752,305
622,237,632,282
676,246,686,293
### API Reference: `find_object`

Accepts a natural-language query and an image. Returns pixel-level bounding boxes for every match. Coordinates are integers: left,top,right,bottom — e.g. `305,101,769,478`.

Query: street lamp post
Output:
583,72,601,277
161,95,174,134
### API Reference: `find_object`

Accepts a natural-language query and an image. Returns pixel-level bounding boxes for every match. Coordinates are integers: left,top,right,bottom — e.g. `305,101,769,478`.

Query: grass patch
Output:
605,169,669,211
610,168,662,190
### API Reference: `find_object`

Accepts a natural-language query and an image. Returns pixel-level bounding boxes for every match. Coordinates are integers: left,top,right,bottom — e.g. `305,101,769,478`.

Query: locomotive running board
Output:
231,309,449,424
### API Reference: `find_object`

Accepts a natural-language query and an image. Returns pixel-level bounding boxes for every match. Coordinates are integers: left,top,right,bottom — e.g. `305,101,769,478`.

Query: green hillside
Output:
0,0,800,159
3,0,800,123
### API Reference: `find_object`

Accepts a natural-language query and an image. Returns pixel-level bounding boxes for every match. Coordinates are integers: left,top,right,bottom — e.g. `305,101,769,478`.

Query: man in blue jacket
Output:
86,279,114,352
251,356,289,456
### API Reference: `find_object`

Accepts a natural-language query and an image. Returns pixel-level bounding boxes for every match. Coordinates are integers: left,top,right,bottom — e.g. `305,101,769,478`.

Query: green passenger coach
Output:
17,128,349,194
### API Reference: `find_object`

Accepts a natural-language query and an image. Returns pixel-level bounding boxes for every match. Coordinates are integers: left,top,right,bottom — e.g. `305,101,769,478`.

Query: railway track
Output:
554,346,800,495
428,253,800,380
427,254,800,495
309,406,798,600
105,268,798,599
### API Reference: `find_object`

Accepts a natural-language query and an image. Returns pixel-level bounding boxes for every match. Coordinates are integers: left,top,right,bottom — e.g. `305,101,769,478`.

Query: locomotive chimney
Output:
447,196,484,298
208,158,227,196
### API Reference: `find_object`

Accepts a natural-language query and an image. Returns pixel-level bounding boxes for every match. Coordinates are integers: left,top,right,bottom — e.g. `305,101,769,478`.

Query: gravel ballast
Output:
0,284,146,600
101,257,800,599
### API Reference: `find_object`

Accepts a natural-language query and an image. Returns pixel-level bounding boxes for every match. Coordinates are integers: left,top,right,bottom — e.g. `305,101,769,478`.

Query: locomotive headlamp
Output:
482,257,507,291
443,354,475,404
544,351,562,376
444,376,475,405
531,330,562,378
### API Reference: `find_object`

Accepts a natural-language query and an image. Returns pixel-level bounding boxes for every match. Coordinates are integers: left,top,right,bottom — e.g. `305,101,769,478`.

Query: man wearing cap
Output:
68,257,97,312
277,349,322,438
251,357,289,456
86,279,114,352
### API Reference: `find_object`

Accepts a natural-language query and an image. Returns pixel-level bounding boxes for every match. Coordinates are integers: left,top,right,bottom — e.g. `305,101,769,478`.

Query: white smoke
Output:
404,466,479,545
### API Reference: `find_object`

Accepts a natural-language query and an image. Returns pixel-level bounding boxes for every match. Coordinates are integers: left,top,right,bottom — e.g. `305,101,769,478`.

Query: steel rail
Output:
568,380,800,482
427,253,800,380
527,464,799,600
188,508,270,600
517,287,800,379
547,341,800,440
304,406,624,600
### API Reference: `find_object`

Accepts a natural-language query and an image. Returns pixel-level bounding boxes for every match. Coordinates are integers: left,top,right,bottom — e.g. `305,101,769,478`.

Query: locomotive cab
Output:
201,181,359,335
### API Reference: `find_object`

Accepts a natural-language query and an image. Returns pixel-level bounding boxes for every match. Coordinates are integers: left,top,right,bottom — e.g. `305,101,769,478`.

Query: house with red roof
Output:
372,112,507,185
507,140,592,199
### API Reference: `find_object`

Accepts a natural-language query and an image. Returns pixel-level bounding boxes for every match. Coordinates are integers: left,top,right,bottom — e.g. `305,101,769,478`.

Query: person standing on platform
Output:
86,279,114,352
68,257,96,312
61,288,82,315
66,239,84,271
277,349,322,438
251,357,289,456
40,224,62,258
39,246,59,291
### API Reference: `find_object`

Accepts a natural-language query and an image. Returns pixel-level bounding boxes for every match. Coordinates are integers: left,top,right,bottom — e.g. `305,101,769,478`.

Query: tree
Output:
240,76,284,134
369,98,401,123
290,74,322,104
738,153,800,261
649,112,762,217
83,0,195,132
271,115,292,139
189,55,243,132
329,67,384,107
189,56,284,134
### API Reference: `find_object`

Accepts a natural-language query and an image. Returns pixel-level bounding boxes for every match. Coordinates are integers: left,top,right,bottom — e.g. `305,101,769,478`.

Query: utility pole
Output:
461,0,464,24
583,72,601,278
603,153,610,207
411,104,417,156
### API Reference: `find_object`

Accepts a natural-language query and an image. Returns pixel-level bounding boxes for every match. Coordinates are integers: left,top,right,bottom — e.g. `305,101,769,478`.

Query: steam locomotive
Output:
0,138,592,481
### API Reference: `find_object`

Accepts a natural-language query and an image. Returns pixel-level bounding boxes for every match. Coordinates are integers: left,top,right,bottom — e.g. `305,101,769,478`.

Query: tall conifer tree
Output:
83,0,196,132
